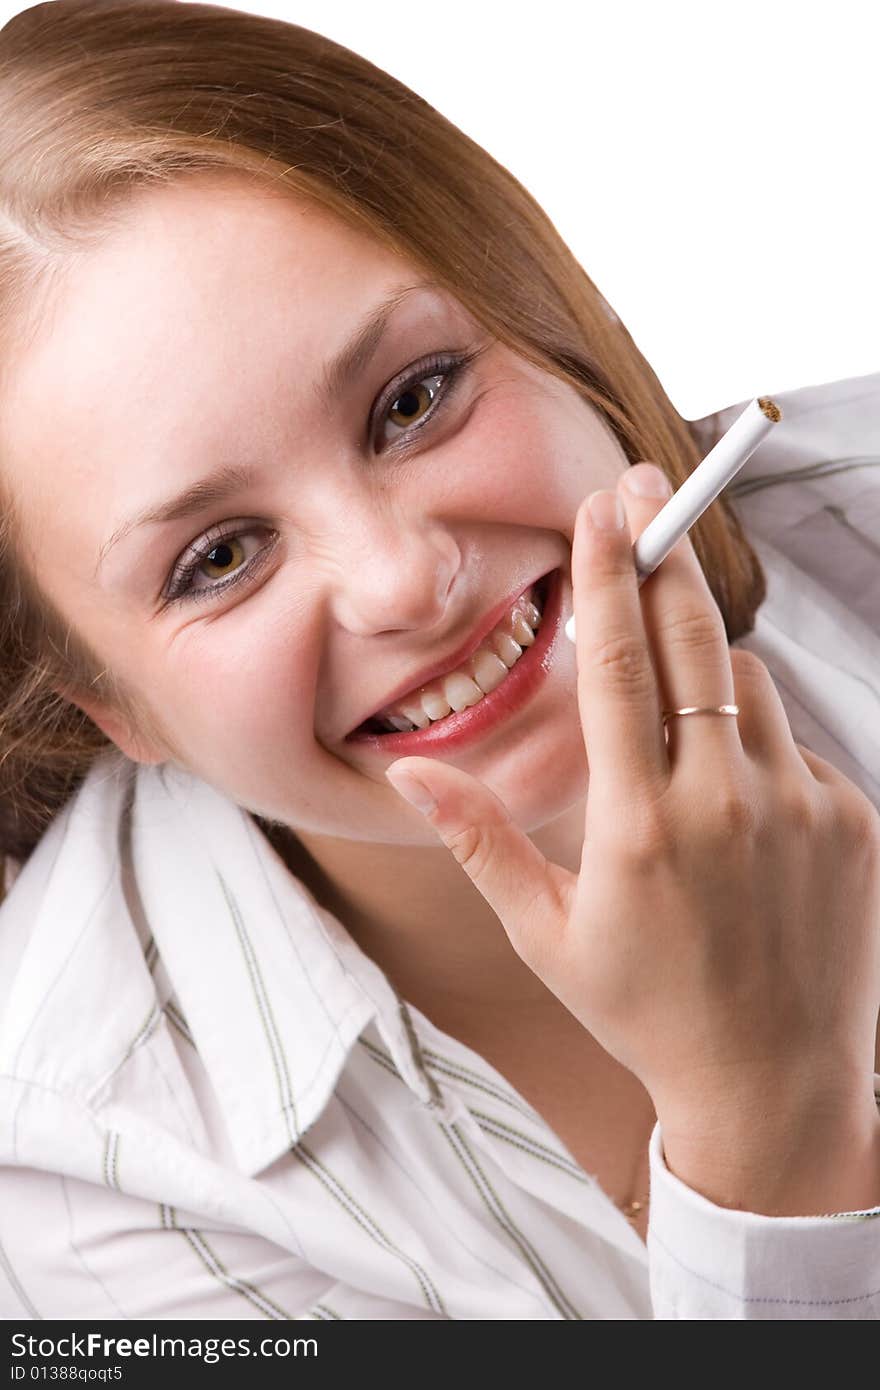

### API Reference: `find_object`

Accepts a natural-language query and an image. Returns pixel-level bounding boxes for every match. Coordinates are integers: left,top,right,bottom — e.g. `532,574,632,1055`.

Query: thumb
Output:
384,756,571,969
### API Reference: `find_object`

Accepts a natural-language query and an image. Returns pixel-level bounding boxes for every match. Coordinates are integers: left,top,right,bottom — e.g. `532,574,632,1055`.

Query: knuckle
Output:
586,629,653,699
444,822,493,879
774,783,818,836
841,789,880,852
612,796,676,860
708,777,759,835
663,605,727,658
442,794,515,883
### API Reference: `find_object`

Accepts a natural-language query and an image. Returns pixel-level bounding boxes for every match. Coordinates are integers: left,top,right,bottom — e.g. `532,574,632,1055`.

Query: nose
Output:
328,519,461,637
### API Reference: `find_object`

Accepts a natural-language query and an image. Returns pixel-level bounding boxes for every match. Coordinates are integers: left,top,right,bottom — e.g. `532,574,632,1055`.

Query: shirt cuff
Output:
646,1076,880,1319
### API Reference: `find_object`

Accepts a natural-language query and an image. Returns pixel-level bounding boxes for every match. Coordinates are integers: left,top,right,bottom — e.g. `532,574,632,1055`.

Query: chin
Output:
486,744,589,835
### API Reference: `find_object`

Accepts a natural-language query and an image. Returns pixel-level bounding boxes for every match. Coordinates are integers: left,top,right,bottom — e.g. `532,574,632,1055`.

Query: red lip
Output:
345,568,552,736
345,566,563,753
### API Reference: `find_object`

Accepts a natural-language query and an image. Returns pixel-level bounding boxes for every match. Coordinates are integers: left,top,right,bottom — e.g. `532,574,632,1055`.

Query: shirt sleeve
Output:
646,1082,880,1319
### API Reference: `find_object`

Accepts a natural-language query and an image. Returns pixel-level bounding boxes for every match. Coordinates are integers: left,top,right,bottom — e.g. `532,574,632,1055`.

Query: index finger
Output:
571,488,669,812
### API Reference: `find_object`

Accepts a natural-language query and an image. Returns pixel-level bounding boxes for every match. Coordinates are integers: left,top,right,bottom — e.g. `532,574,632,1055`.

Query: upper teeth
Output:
376,584,544,732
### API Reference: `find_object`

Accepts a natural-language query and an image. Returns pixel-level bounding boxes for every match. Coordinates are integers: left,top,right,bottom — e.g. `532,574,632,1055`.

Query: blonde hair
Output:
0,0,765,875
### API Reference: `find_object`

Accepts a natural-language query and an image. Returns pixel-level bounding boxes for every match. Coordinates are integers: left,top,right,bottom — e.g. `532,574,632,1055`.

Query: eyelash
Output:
164,348,478,607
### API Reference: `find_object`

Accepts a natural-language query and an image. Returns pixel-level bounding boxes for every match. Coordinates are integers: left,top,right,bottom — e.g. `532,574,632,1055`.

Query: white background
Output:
1,0,877,418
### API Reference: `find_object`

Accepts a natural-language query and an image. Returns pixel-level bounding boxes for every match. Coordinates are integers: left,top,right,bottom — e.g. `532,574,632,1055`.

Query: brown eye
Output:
387,374,442,430
372,350,477,450
199,535,246,581
165,524,279,607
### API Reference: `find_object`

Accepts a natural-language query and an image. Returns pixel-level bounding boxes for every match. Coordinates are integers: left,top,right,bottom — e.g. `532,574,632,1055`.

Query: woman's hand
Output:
384,462,880,1213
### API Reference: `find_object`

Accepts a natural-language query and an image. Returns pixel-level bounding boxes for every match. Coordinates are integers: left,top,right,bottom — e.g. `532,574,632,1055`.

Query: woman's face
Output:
2,174,630,843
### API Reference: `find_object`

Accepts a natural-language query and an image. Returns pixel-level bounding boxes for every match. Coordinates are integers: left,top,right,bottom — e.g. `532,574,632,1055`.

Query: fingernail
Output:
384,765,437,814
623,463,671,498
588,490,626,532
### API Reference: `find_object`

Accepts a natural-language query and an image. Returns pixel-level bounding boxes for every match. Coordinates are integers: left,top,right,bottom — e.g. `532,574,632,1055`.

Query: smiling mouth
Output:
349,571,554,738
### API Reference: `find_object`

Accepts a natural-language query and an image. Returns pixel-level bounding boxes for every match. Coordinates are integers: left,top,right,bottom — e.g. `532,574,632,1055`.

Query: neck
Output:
259,794,589,1041
258,802,658,1192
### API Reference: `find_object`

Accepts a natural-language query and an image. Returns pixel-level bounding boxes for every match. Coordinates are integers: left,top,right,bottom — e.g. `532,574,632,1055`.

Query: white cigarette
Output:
564,395,782,643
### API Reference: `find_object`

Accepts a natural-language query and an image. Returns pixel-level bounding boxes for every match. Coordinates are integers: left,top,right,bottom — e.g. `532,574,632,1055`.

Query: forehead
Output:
6,172,415,409
0,175,440,557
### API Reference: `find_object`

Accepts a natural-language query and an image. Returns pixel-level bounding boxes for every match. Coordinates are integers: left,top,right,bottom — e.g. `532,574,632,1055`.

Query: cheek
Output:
159,609,314,752
455,389,618,537
162,620,326,810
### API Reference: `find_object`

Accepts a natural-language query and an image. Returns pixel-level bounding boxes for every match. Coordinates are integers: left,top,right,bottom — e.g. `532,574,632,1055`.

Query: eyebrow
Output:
94,282,428,575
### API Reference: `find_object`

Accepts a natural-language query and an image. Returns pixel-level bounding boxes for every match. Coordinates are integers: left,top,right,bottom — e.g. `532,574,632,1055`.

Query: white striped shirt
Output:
1,372,879,1320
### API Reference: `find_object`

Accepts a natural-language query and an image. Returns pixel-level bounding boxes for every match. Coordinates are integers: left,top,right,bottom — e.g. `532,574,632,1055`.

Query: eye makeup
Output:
160,345,482,606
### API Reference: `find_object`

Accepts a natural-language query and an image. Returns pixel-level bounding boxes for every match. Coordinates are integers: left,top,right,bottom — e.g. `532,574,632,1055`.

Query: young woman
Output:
0,1,878,1320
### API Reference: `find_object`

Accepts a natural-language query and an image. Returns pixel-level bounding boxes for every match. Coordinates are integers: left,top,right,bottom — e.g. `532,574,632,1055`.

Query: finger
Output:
727,648,846,790
794,742,846,785
726,647,808,769
570,484,668,816
384,755,573,974
794,740,872,795
728,649,859,792
618,465,741,771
